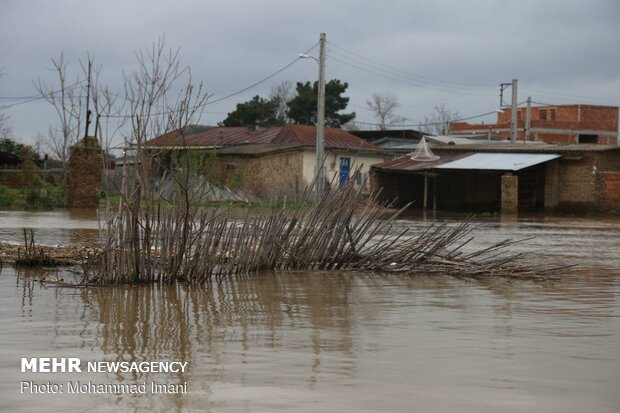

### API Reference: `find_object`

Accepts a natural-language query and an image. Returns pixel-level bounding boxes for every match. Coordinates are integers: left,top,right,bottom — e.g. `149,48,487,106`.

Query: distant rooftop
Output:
146,124,381,152
431,143,620,153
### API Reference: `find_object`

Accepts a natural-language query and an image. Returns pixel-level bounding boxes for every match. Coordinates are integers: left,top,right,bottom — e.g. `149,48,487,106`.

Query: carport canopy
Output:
433,153,561,171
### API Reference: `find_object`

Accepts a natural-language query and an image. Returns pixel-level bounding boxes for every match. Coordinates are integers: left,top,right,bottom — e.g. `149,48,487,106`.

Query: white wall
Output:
302,149,387,192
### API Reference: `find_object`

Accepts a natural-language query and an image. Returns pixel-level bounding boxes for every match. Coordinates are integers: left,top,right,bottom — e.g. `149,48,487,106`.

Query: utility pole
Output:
316,32,327,199
525,96,532,142
510,79,518,144
84,59,92,138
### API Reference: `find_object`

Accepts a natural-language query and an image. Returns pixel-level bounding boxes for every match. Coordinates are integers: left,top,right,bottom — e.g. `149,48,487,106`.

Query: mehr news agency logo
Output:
20,357,189,395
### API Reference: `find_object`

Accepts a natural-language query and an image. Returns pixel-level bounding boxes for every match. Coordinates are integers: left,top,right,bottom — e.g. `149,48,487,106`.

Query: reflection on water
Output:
0,209,99,245
0,212,619,412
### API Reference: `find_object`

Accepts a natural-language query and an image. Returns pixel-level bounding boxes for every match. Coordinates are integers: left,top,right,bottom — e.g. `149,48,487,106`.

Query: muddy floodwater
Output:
1,210,619,412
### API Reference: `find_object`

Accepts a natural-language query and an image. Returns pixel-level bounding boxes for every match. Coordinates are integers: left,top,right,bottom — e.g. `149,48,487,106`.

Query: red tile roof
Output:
146,125,381,151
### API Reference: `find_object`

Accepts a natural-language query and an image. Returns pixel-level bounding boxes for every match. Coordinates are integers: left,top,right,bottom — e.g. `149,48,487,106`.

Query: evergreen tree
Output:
287,79,355,128
221,95,281,127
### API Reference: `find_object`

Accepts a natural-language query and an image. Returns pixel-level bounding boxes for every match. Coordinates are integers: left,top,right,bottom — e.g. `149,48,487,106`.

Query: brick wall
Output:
218,150,304,200
544,160,560,211
553,151,620,213
597,172,620,213
68,137,103,208
555,153,598,212
501,174,518,213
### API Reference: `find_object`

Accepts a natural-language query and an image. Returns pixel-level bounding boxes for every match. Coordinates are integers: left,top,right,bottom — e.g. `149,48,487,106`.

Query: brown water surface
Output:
0,211,619,412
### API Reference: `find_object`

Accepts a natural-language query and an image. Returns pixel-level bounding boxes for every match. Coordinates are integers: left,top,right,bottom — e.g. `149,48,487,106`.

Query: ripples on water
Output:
0,210,619,412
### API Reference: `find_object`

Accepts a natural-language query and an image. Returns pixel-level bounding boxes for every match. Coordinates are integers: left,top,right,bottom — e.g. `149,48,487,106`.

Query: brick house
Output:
370,143,620,214
145,125,387,199
451,104,618,144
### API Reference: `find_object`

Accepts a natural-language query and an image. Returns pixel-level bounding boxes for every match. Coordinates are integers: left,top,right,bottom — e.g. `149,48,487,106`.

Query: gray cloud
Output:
1,0,618,145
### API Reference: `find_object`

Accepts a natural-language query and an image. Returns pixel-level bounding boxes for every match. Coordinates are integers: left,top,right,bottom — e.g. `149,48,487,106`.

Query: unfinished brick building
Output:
451,104,618,144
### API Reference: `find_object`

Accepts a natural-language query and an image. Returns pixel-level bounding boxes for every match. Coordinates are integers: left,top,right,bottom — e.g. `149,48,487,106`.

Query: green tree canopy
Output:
0,137,22,155
221,95,282,127
287,79,356,128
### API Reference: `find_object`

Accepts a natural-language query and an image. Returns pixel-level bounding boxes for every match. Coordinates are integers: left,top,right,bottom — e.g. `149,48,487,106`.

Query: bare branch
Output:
366,92,406,130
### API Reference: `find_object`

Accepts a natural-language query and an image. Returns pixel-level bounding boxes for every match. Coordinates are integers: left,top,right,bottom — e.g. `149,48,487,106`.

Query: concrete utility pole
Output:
525,96,532,142
316,33,327,199
510,79,518,144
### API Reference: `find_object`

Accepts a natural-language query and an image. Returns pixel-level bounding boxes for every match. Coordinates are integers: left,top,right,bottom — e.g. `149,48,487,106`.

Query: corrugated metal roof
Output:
217,143,304,156
434,153,560,171
371,152,472,172
426,136,503,145
270,125,380,151
146,125,381,151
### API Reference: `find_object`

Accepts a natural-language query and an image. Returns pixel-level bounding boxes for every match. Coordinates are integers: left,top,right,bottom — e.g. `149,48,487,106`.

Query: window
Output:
539,109,547,120
539,108,556,120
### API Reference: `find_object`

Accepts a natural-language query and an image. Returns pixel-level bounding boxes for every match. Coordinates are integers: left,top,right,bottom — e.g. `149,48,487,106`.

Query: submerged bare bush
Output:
83,168,567,285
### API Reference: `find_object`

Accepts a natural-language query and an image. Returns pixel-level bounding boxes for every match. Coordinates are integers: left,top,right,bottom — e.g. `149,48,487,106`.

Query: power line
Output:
327,52,495,97
353,109,499,128
101,43,319,119
521,87,620,105
328,41,496,89
0,79,87,110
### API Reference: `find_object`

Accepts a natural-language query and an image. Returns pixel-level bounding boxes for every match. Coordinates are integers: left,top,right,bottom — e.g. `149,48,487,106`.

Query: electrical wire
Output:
327,52,495,97
0,78,88,110
521,87,620,105
352,109,500,128
328,41,496,89
100,43,318,119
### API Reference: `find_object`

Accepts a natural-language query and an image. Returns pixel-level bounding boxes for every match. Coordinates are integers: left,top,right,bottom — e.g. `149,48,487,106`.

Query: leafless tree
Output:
419,104,461,135
366,92,406,130
269,80,294,124
92,36,212,283
85,57,126,155
35,54,84,180
0,111,9,140
0,69,12,139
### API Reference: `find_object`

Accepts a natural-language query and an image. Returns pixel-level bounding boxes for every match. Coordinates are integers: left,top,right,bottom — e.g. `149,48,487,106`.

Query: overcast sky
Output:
1,0,619,148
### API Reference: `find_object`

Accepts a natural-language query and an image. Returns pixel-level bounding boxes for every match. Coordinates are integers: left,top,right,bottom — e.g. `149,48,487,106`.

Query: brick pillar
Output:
544,160,559,212
501,173,518,213
68,136,103,208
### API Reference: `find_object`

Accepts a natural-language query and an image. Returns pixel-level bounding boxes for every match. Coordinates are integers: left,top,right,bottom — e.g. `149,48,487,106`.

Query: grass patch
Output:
0,184,66,210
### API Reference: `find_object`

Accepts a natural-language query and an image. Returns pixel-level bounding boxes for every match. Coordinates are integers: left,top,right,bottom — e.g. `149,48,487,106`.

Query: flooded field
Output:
1,210,619,412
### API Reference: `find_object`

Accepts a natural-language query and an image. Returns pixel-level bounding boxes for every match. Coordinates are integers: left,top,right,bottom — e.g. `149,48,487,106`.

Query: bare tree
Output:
269,80,294,124
85,57,126,155
419,104,461,135
92,36,212,283
0,111,9,140
366,92,406,130
0,69,11,139
35,54,84,181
